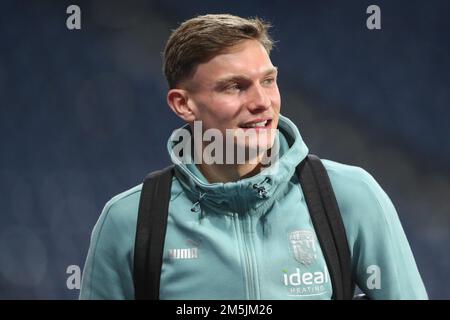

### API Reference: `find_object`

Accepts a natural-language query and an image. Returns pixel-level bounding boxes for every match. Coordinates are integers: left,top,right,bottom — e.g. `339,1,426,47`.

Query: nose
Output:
246,84,271,113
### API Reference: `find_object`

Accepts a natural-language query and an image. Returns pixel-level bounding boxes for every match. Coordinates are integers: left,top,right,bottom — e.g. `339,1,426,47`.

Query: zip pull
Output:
252,177,271,199
253,183,268,199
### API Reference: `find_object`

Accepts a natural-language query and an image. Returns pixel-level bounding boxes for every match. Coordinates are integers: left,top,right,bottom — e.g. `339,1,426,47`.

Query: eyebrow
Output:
213,66,278,88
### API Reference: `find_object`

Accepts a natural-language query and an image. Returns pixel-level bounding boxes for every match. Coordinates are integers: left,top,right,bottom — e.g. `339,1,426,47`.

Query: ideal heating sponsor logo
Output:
282,266,330,297
283,230,330,297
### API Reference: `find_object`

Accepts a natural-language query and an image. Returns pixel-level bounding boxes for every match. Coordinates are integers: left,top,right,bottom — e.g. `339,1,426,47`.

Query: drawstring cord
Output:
191,192,207,223
191,192,207,213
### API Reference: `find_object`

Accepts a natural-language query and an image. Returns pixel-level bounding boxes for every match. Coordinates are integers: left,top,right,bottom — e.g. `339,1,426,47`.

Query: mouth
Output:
238,118,273,130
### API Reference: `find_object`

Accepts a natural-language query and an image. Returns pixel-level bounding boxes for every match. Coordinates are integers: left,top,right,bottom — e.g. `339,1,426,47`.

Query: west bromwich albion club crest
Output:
288,230,318,265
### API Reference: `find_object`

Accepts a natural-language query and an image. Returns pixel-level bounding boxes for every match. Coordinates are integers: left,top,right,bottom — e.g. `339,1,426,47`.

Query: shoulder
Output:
96,172,182,235
321,159,377,186
89,184,144,252
321,159,389,207
100,184,143,227
320,159,397,232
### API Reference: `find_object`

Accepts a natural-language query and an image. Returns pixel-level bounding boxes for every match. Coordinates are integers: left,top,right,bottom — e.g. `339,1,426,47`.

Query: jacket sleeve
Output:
79,199,136,300
327,163,428,300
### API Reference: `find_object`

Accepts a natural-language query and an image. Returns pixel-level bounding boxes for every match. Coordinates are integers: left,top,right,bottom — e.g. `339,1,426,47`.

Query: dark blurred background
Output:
0,0,449,299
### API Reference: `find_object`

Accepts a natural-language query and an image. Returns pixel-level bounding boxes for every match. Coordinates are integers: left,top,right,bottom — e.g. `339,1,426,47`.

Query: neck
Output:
192,139,272,183
197,161,263,183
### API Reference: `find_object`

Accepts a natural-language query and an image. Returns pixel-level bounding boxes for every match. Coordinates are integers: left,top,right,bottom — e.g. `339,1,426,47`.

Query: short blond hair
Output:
163,14,274,88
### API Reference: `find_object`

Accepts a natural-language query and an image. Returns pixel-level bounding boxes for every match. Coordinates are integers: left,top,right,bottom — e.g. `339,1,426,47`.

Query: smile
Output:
239,119,272,129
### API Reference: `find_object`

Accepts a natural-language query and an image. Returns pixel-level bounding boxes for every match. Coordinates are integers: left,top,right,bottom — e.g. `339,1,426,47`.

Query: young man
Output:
80,14,428,300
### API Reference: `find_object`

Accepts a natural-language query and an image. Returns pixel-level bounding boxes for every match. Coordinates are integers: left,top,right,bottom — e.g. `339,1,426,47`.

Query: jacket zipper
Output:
234,213,260,300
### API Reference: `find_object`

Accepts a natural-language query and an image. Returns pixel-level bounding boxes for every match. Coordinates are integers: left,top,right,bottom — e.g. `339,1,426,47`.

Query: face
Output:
181,39,281,157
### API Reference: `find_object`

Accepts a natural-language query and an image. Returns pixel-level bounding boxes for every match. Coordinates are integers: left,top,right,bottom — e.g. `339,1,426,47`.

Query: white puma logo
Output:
168,247,198,259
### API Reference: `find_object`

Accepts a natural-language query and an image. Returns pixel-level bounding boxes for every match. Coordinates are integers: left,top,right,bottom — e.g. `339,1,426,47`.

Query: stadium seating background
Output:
0,0,449,299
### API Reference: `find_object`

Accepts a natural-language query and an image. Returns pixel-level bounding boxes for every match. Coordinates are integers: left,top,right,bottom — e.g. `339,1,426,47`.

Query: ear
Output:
166,89,196,122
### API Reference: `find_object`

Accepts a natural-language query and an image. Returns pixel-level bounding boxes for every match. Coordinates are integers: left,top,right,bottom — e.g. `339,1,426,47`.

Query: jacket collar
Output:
167,114,309,216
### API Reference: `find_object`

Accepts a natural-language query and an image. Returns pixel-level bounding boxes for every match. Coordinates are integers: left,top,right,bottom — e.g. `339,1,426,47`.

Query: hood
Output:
167,114,309,216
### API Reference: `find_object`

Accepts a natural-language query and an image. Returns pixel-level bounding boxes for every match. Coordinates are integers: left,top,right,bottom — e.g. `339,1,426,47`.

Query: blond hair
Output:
163,14,274,88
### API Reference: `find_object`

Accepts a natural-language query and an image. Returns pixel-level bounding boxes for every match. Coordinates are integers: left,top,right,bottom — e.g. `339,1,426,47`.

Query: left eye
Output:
263,78,275,85
226,84,242,91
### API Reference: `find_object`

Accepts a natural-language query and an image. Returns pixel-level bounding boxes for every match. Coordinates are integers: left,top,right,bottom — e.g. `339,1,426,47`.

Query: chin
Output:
242,138,275,155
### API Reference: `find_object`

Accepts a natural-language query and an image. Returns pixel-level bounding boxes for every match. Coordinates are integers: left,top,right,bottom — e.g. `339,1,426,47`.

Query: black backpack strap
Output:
133,165,174,300
296,154,354,300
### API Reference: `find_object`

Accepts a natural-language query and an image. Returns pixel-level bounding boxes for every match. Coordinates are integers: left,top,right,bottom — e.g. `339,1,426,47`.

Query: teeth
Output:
242,120,268,128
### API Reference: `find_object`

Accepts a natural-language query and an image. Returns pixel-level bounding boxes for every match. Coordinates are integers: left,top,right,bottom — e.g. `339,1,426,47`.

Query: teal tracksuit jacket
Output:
79,115,428,300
